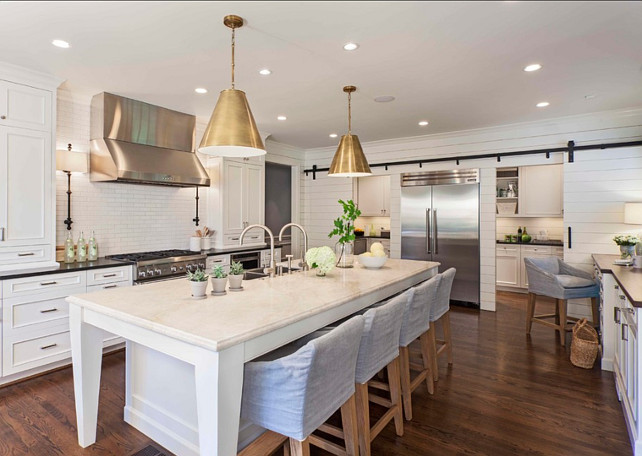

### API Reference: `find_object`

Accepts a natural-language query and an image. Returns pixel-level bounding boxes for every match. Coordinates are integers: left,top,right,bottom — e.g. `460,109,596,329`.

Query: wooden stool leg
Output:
355,383,371,456
429,325,439,382
442,313,453,365
289,438,310,456
399,346,413,421
340,395,359,456
590,297,599,328
526,293,536,334
283,443,291,456
558,299,567,346
419,331,434,394
386,357,404,437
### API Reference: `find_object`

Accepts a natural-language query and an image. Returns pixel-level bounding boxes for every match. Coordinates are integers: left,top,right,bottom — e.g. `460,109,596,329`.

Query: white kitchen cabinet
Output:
207,157,265,248
520,245,553,288
0,65,60,271
496,245,520,287
519,164,563,217
357,176,391,216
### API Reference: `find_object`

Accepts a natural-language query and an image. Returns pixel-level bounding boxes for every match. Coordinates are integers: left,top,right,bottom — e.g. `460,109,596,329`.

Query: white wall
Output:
303,107,642,311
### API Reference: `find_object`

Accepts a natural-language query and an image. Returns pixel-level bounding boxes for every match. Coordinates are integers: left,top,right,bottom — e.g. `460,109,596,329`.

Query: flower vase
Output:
620,245,635,259
335,242,354,268
316,270,326,277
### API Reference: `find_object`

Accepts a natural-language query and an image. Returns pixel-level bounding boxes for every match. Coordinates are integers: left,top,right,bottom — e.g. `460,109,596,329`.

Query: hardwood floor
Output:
0,291,631,455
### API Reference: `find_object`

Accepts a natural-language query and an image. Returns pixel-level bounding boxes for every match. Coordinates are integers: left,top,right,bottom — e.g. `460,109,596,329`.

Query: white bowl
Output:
358,254,387,269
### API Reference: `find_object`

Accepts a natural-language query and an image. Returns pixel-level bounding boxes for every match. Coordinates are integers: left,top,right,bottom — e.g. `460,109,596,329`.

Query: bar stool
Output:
428,268,456,382
524,257,600,346
239,316,365,456
398,275,441,421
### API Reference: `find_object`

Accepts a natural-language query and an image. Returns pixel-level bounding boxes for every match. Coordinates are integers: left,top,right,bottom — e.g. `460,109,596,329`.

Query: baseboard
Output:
601,357,614,372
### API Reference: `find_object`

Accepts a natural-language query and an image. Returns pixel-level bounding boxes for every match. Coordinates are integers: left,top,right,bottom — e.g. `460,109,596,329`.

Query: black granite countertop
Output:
0,258,135,280
355,235,390,239
496,239,563,247
593,254,642,307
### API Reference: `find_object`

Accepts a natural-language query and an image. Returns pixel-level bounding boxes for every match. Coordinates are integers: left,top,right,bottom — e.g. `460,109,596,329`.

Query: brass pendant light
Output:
198,15,265,157
328,86,372,177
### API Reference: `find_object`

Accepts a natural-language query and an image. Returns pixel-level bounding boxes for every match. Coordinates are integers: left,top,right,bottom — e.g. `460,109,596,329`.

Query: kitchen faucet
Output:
240,225,276,277
278,223,309,271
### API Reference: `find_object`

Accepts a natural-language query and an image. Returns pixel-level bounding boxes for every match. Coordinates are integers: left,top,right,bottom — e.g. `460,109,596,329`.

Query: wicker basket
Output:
570,319,599,369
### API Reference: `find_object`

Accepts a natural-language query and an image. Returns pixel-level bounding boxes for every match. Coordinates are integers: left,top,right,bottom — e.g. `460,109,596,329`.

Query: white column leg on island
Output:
69,303,105,447
194,343,245,456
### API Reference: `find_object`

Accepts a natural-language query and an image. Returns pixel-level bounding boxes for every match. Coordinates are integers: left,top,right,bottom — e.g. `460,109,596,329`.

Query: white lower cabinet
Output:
0,265,132,381
496,244,563,289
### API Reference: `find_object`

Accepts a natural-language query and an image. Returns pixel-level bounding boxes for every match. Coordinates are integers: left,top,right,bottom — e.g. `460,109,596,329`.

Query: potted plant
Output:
328,199,361,268
228,260,244,290
210,264,228,294
186,268,209,298
305,246,336,277
614,234,640,259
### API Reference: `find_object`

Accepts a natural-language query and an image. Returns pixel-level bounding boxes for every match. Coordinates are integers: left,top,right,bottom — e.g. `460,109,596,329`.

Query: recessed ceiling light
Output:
374,96,395,103
259,69,272,75
277,115,287,121
52,39,70,49
523,63,542,72
418,121,429,126
329,133,338,138
343,42,359,51
536,102,550,108
194,88,208,94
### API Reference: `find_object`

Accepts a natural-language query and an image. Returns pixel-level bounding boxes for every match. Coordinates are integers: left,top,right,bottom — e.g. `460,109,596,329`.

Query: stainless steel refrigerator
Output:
401,169,480,306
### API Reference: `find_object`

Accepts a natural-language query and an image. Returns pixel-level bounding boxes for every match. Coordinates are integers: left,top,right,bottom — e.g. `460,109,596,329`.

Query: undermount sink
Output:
244,268,269,280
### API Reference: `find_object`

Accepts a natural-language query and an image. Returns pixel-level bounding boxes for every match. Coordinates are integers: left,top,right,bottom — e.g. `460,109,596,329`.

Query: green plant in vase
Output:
186,268,209,298
210,264,228,294
228,260,245,289
328,199,361,268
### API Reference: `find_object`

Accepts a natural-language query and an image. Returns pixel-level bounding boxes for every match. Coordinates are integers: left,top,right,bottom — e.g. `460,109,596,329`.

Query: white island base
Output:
68,259,438,456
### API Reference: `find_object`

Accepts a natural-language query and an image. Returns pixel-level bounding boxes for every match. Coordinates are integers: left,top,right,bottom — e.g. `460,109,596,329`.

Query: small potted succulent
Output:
210,264,228,294
228,260,245,290
186,268,209,298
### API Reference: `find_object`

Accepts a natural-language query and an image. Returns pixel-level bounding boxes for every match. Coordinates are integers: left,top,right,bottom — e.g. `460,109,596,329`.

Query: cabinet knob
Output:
0,115,5,120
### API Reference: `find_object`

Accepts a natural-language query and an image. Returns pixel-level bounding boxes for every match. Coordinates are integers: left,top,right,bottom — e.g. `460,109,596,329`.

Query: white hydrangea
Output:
305,246,336,275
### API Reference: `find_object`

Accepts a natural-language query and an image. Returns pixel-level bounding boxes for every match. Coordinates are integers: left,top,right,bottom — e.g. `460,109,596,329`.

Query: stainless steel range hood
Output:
90,93,210,187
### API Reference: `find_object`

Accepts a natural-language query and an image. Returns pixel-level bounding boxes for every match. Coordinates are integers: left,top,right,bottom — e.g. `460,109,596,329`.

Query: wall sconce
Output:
56,144,88,230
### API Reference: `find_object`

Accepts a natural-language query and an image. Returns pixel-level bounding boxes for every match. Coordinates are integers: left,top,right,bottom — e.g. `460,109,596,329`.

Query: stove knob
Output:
155,268,162,275
170,266,177,273
186,264,193,272
138,271,146,278
147,269,155,276
199,263,205,269
179,265,184,271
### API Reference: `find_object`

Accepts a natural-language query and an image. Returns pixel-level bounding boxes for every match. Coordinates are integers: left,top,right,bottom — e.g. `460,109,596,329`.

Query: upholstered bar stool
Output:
428,268,456,382
239,316,365,456
524,257,600,346
398,275,441,421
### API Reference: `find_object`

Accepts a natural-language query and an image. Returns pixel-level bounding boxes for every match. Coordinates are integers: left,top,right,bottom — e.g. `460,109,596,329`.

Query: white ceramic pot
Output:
190,280,208,298
190,237,202,252
201,237,212,250
211,277,228,293
229,274,243,289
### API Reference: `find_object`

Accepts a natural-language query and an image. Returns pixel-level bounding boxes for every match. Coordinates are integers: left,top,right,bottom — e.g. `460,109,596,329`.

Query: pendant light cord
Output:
231,27,236,89
348,91,352,134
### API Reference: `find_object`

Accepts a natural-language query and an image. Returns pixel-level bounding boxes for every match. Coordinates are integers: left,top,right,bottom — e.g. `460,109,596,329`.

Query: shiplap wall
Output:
303,107,642,312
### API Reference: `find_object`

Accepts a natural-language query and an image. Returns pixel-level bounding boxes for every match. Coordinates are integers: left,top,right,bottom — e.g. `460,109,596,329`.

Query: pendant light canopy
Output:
198,15,265,157
328,86,372,177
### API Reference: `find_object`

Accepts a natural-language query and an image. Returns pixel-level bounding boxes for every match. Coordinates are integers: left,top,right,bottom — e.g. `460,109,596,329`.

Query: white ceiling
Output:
1,1,641,148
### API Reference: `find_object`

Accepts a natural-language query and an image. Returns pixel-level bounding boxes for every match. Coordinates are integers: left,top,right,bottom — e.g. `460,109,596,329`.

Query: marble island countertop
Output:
67,258,439,352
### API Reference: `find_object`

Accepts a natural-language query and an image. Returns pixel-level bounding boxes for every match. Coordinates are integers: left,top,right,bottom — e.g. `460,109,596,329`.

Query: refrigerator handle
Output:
425,209,432,254
433,209,438,255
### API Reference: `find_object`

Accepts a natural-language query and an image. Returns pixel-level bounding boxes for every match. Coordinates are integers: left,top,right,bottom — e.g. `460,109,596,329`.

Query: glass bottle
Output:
88,230,98,261
77,231,87,262
64,231,75,264
517,226,522,243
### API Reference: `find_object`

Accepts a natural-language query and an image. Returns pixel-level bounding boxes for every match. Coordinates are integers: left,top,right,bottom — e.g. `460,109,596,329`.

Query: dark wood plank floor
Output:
0,291,631,455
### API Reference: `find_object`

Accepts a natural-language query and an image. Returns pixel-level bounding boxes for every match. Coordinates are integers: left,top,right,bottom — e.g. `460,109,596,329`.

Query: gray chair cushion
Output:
399,276,439,347
556,274,596,289
431,268,456,322
355,294,407,384
241,315,365,441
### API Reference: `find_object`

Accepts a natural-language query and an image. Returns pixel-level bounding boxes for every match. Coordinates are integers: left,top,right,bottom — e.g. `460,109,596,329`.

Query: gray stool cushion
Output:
241,315,365,441
556,274,596,289
431,268,456,322
525,257,599,300
400,275,440,347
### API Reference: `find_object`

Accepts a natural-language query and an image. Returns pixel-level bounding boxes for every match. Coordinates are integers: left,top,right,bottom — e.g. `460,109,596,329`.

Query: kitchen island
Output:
67,258,439,456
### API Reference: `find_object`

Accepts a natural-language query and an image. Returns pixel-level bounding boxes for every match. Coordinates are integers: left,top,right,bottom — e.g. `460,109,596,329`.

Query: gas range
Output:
106,249,207,284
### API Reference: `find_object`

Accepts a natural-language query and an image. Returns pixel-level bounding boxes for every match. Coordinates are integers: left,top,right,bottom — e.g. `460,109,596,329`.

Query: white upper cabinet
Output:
519,164,563,217
0,81,51,132
357,176,391,216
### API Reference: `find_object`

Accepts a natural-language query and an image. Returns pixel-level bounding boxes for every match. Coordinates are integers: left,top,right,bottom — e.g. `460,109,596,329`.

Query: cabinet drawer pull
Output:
619,294,626,300
615,285,619,289
622,323,628,341
40,308,58,314
103,284,117,289
40,281,58,286
212,259,224,263
40,343,58,350
230,237,239,241
614,307,621,324
18,252,35,257
102,273,117,278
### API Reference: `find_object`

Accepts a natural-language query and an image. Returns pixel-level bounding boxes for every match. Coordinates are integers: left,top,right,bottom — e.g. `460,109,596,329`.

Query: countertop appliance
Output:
354,237,368,255
401,169,480,306
107,249,206,284
231,250,261,271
